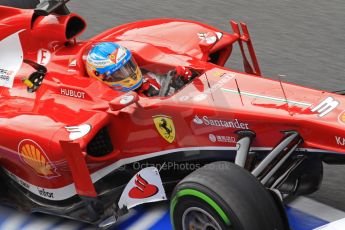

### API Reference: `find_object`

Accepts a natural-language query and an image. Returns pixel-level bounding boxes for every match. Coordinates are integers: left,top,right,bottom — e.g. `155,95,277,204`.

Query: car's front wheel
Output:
170,161,289,230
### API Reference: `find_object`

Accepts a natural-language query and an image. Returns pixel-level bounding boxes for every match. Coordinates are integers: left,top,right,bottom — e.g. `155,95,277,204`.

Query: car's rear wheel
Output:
170,161,289,230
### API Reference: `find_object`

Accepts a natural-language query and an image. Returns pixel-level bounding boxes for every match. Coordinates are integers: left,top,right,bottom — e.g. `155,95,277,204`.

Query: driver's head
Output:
86,42,142,92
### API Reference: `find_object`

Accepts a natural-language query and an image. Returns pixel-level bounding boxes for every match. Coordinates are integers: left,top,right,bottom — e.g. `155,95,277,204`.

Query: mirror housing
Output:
34,0,71,16
109,91,139,111
198,31,219,61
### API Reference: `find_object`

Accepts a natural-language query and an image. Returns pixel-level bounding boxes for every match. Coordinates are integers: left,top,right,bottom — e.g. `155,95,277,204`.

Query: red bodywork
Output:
0,5,344,205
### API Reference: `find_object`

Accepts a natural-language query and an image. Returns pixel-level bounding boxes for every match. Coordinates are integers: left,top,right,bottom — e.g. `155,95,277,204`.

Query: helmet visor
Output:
104,58,138,83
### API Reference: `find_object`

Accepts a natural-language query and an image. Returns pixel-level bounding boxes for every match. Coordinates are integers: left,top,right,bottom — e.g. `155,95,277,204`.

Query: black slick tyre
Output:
170,161,289,230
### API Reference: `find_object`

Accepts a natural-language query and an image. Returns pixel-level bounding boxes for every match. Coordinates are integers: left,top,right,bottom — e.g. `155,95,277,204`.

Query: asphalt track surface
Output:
67,0,345,211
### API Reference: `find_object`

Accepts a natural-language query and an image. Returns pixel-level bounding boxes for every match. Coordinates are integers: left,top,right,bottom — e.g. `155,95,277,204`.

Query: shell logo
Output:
18,139,59,178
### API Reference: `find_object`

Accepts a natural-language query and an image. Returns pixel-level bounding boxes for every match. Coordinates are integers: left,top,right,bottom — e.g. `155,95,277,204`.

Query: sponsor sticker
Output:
86,55,112,67
335,136,345,146
0,30,24,88
37,49,51,66
194,73,235,102
60,88,86,99
128,174,159,199
37,187,54,199
116,47,127,63
5,169,74,201
193,115,249,129
65,124,91,140
209,134,236,143
118,167,166,209
177,73,235,102
209,134,217,142
311,96,339,117
153,115,176,143
0,68,13,82
193,115,203,125
108,46,127,63
17,139,60,178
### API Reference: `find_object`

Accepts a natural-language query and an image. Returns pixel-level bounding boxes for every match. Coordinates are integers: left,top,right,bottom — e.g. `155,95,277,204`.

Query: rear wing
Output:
231,20,261,76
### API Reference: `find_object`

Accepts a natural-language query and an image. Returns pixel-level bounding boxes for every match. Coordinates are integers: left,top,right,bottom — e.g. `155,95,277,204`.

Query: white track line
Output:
287,197,345,222
0,196,344,230
21,216,61,230
125,205,167,230
0,212,31,230
315,218,345,229
48,221,86,230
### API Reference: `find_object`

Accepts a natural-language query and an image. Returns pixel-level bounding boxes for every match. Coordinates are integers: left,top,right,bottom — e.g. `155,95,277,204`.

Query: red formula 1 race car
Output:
0,0,343,229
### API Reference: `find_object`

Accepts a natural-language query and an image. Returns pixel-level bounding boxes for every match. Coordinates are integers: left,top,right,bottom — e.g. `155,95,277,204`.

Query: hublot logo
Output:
60,88,86,99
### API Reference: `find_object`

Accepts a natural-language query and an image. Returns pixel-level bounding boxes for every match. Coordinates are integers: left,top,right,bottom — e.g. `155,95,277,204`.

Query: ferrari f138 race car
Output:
0,0,344,229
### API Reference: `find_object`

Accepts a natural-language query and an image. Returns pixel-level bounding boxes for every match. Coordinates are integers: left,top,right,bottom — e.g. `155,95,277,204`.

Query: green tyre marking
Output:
170,188,231,229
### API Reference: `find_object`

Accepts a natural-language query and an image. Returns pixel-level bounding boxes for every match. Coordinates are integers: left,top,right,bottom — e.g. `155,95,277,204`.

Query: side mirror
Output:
198,31,219,61
109,91,139,111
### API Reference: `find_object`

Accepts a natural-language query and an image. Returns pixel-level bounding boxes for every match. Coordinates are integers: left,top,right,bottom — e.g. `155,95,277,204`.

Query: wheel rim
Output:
182,207,223,230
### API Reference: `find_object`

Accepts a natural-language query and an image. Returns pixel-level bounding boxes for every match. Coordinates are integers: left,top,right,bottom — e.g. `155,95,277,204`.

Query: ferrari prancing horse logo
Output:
153,115,176,143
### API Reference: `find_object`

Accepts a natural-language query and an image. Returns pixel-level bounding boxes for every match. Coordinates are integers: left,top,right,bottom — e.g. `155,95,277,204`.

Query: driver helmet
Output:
86,42,143,92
